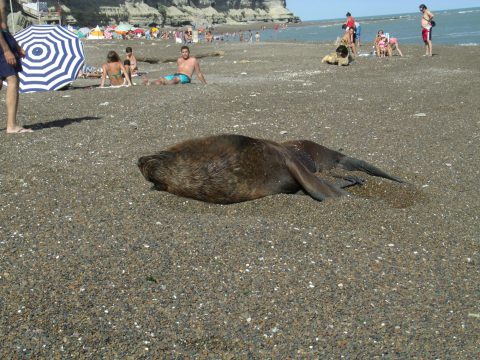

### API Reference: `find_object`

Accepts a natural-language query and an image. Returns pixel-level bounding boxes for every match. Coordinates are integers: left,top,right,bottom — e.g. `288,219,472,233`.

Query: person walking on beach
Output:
419,4,435,56
142,46,207,86
0,0,32,133
247,30,253,44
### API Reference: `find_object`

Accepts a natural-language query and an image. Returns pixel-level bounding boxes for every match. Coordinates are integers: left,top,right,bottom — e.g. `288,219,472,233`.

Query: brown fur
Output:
138,134,403,204
322,53,350,66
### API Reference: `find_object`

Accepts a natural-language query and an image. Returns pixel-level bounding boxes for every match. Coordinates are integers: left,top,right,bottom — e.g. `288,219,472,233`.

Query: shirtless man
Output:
0,0,32,133
419,4,435,56
340,28,356,58
143,46,206,85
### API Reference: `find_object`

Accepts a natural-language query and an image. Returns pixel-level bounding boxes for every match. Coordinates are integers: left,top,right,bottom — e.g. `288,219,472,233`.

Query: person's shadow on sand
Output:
27,116,102,130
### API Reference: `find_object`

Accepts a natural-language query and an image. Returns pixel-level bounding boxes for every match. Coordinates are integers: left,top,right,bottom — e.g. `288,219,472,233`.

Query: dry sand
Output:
1,40,479,357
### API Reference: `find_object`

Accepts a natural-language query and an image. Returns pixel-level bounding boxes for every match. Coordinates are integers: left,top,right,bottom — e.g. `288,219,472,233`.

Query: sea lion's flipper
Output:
338,156,404,183
333,175,365,188
286,157,349,201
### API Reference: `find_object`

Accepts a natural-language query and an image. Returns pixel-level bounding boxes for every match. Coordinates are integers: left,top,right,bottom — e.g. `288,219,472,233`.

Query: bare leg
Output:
124,65,132,83
163,77,180,85
396,45,404,57
427,40,433,56
4,75,32,134
142,76,151,85
350,43,356,57
387,45,393,57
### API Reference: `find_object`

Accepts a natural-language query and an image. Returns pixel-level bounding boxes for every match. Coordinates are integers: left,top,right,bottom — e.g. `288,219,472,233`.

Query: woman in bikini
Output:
100,50,132,88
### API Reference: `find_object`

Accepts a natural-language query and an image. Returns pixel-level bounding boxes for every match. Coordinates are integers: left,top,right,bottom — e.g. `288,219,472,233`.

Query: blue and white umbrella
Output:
13,25,85,93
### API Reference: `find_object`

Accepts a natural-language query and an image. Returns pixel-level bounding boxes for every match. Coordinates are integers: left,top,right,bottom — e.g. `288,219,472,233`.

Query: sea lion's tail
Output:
338,156,404,183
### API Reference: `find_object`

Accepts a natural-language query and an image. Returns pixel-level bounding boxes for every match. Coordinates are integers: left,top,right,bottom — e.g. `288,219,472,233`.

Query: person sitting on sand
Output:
142,46,207,86
205,30,213,43
124,47,138,77
322,45,350,66
100,50,132,88
374,30,392,57
378,35,388,57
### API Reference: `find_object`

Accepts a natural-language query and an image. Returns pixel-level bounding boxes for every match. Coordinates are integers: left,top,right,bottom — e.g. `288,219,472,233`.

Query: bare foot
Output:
152,78,166,85
142,76,150,85
6,127,33,134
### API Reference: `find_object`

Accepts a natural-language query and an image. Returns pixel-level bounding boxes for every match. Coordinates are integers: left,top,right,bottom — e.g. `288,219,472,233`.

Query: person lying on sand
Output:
99,50,132,88
142,46,206,85
78,64,102,79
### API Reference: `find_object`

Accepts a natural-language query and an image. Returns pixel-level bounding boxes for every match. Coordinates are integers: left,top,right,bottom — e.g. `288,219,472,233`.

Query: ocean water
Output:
260,7,480,46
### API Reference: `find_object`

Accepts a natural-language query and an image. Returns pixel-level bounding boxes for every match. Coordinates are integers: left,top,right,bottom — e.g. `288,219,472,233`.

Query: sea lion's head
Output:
137,152,176,191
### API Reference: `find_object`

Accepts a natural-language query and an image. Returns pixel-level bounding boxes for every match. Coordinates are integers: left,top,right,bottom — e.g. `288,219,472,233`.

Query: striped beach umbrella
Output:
13,25,85,93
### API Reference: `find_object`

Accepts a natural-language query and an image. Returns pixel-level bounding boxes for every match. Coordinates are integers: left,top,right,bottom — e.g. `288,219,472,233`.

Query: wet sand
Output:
1,40,479,357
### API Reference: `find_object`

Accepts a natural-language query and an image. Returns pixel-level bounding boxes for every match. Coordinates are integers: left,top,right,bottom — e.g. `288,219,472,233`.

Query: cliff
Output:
12,0,296,27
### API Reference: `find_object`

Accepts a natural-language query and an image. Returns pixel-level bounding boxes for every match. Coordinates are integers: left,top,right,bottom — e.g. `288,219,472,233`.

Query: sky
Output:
286,0,480,21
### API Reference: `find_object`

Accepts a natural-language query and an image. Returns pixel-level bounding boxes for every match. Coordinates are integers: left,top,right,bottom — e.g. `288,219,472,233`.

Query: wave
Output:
458,43,478,46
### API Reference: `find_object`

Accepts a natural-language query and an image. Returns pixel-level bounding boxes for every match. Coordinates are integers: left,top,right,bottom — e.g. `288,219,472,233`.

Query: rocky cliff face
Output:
11,0,296,27
93,0,294,26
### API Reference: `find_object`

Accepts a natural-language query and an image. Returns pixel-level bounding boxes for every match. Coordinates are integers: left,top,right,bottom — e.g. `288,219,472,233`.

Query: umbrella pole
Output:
9,0,15,34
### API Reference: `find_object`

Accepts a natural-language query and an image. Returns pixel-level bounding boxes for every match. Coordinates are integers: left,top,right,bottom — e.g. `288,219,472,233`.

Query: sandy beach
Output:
1,40,479,357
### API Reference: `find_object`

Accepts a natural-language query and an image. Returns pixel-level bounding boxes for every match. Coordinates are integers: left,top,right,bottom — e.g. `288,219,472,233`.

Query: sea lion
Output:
138,134,403,204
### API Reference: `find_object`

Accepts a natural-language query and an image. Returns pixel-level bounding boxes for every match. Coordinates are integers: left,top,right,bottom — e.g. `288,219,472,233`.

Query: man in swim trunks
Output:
0,0,33,133
419,4,435,56
143,45,207,85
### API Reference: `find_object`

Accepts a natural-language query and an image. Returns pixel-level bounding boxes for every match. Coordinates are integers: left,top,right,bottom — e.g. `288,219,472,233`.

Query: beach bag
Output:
430,20,436,27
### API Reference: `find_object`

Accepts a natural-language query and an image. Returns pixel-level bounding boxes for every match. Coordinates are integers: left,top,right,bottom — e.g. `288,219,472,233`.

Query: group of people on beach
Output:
327,3,434,65
96,45,206,88
2,2,436,133
98,46,137,88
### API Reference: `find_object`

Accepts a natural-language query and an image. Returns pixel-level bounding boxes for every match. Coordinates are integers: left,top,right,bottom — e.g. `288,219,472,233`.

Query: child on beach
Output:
124,46,138,83
99,50,132,88
389,37,404,57
374,30,391,57
378,35,388,57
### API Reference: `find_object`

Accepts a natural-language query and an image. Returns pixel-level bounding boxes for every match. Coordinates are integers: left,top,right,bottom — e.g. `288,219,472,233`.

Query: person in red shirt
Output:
342,12,357,57
345,12,355,30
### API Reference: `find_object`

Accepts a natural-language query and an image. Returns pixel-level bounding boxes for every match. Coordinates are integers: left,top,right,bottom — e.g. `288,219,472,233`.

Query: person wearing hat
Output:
419,4,435,56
